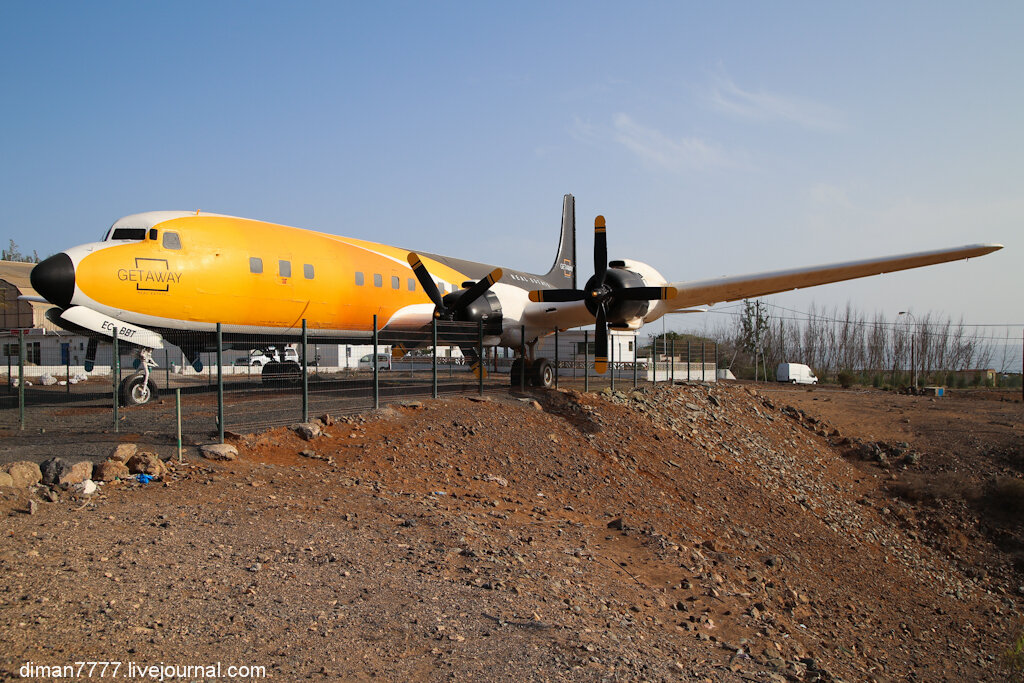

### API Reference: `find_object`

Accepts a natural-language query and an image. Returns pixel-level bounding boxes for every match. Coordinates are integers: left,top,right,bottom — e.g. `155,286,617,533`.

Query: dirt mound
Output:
1,384,1021,681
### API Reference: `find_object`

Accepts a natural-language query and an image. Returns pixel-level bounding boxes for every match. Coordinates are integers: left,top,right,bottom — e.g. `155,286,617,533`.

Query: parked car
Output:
358,353,392,371
777,362,818,385
240,347,299,367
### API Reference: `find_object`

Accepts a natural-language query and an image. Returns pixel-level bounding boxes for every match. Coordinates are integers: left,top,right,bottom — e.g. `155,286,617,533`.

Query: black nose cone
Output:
30,253,75,308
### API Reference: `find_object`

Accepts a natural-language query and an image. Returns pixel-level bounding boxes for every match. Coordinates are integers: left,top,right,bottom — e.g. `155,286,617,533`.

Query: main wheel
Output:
262,361,302,385
530,358,554,388
120,374,158,406
510,358,526,388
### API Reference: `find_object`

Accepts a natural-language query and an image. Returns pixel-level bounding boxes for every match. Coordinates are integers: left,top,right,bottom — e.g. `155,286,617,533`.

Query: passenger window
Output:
355,272,364,286
162,232,182,250
391,276,400,290
279,260,291,278
408,278,415,291
149,229,158,241
304,264,314,279
249,257,263,274
373,274,383,288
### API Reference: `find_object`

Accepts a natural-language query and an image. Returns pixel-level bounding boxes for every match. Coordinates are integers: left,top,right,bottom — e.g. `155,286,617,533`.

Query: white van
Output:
777,362,818,385
358,353,392,371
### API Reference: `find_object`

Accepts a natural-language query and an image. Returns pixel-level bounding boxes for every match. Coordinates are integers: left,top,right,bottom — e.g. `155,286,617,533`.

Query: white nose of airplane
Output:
30,252,76,308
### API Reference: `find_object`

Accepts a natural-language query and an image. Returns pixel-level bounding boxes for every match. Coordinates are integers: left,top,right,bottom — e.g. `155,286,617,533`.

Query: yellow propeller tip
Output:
595,215,606,228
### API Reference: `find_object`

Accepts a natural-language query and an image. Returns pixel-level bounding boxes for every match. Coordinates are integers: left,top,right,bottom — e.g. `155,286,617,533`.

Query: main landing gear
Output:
509,357,554,389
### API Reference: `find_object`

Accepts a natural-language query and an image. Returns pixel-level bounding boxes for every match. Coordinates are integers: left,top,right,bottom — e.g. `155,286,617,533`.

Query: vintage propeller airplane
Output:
28,195,1001,404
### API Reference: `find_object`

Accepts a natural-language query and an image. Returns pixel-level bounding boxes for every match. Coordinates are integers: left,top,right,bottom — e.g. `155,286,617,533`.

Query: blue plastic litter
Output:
137,474,153,484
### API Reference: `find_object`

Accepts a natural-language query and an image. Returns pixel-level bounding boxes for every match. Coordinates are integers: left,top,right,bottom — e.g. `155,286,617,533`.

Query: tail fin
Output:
542,194,576,287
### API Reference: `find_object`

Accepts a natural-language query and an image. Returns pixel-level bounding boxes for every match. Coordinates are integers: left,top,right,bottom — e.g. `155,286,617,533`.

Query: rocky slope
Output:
1,383,1021,681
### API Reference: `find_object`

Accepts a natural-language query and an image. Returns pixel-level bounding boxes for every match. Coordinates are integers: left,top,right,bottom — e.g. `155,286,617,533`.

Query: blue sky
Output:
2,2,1021,348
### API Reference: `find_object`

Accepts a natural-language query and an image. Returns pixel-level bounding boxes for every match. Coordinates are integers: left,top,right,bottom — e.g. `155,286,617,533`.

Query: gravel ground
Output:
1,383,1022,681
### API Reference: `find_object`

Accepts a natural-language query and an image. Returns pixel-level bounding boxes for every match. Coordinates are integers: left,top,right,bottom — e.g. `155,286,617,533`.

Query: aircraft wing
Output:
665,243,1003,311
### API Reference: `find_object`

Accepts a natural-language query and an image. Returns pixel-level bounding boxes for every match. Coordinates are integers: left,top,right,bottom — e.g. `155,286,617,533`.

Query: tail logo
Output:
560,259,574,279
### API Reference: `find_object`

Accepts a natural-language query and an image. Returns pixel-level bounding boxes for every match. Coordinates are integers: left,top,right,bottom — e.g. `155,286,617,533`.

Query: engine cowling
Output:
590,259,670,326
440,289,503,335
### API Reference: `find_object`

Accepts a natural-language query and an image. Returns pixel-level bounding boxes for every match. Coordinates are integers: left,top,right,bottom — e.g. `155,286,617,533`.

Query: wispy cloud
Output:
572,114,746,172
707,74,844,131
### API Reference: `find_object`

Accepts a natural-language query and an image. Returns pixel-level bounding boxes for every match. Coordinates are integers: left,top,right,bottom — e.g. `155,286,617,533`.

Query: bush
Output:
986,477,1024,519
837,370,855,389
1002,624,1024,679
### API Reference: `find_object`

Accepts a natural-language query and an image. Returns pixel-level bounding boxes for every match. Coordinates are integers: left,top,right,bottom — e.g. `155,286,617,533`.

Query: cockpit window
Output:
110,228,147,241
162,232,182,250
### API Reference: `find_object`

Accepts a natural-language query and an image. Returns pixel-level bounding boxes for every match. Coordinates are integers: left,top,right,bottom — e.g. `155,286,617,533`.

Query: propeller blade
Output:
407,252,445,313
594,304,608,374
528,288,586,303
593,216,607,288
84,338,98,372
615,286,678,301
454,268,502,312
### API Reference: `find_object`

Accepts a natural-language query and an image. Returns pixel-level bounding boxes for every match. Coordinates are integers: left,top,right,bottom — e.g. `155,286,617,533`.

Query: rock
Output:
109,444,137,463
93,461,130,482
59,461,94,486
5,461,42,488
125,452,168,477
483,474,508,487
607,517,624,530
0,472,13,487
40,457,70,486
40,374,57,386
291,422,322,441
318,413,336,426
200,444,238,461
74,480,98,496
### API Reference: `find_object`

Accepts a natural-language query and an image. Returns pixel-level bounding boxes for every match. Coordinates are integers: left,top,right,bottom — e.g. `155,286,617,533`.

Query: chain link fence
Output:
0,322,718,442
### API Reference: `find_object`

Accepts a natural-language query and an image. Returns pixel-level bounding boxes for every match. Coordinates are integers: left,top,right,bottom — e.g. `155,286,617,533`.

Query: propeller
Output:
529,216,677,374
407,252,503,377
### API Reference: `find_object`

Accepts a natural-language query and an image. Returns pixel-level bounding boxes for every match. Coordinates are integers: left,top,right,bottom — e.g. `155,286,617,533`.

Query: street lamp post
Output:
898,311,917,389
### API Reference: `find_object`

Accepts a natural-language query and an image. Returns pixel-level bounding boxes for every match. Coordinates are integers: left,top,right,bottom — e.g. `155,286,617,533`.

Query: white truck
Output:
777,362,818,385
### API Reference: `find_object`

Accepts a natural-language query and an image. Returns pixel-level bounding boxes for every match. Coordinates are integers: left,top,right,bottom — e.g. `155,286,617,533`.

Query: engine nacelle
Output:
587,259,670,326
441,289,503,335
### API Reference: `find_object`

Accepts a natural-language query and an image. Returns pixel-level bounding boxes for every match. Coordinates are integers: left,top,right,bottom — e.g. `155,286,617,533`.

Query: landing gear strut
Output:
119,349,160,406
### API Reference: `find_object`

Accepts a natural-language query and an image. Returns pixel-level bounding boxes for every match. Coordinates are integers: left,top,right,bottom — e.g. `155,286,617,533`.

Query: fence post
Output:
670,340,675,385
216,323,224,444
554,327,559,390
687,341,691,381
301,319,309,423
584,330,589,393
18,330,25,431
519,325,526,390
633,334,638,388
112,333,119,433
165,348,170,389
372,315,379,410
714,343,719,382
610,333,615,392
175,388,182,463
432,318,438,399
478,320,484,396
702,343,706,382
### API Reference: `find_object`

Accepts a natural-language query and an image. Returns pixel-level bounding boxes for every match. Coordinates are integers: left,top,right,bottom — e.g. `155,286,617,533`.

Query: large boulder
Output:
93,460,130,482
290,422,322,441
125,452,168,477
108,444,137,463
5,461,42,488
0,472,14,487
59,461,94,486
40,457,70,486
